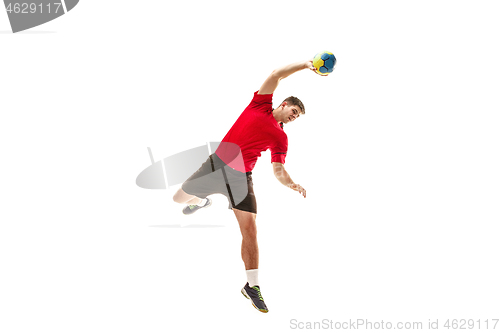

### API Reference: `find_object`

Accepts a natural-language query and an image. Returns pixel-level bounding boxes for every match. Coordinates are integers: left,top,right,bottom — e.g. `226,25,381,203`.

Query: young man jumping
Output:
173,59,318,313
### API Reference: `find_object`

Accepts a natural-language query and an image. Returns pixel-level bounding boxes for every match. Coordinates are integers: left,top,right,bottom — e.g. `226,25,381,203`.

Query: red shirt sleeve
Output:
271,134,288,164
251,91,273,108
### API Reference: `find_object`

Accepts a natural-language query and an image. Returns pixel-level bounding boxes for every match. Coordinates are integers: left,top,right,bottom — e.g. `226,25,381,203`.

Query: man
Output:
173,59,318,313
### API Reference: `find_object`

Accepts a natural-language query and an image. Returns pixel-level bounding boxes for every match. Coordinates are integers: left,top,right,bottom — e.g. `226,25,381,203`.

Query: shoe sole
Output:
241,288,268,313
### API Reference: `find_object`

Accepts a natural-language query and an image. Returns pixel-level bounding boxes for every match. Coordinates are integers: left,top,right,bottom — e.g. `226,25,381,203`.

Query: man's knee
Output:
234,210,257,238
242,226,257,239
173,188,189,204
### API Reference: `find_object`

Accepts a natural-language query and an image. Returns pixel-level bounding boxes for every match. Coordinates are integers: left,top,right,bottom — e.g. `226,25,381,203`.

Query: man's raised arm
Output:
258,60,317,95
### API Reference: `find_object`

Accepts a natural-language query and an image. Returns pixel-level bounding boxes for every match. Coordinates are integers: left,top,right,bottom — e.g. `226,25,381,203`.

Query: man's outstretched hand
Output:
306,59,329,76
288,183,307,198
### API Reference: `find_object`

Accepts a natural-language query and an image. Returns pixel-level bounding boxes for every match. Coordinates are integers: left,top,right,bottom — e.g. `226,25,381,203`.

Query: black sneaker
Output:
182,198,212,215
241,282,269,313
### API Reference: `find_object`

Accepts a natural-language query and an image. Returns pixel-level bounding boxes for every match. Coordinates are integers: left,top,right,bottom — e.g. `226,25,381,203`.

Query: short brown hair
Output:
282,96,305,114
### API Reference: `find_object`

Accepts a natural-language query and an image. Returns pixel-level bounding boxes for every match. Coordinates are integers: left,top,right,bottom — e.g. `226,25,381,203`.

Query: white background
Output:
1,1,499,332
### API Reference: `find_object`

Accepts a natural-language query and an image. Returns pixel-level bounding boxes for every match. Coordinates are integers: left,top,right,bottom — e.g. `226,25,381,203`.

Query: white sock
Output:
198,198,207,206
246,269,259,287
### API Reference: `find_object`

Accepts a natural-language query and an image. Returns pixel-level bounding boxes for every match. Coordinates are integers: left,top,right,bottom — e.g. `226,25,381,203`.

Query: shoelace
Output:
252,286,264,301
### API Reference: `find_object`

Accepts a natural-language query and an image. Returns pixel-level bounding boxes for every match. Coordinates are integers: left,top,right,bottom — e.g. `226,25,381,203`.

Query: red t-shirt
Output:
215,91,288,172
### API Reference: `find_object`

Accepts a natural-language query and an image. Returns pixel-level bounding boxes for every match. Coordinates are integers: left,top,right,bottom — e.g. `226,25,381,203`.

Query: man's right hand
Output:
288,183,307,198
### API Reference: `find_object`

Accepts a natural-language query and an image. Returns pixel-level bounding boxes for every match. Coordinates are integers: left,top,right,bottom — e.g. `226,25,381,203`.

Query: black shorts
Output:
181,154,257,214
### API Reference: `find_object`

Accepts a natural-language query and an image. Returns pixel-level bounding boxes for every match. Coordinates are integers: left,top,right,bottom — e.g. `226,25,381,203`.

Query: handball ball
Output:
313,51,336,75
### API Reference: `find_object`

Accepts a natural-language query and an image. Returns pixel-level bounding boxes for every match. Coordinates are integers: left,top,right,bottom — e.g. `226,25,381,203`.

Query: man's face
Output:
281,102,302,124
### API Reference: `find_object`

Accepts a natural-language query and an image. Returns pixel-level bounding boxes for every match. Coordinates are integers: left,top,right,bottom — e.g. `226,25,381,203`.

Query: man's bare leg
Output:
173,188,202,205
233,208,258,270
235,208,269,312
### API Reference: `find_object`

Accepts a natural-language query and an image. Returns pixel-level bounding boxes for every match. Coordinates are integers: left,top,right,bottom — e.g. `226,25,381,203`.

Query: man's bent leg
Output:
233,208,258,270
173,187,202,205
